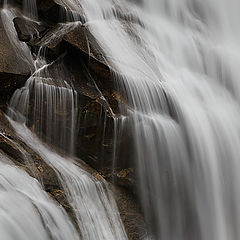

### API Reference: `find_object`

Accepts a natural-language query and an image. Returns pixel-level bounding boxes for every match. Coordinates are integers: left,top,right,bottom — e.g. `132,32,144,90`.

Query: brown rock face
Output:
0,72,28,110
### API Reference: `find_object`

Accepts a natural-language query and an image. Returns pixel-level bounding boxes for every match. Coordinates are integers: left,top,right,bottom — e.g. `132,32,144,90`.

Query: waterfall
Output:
0,152,79,240
2,2,127,240
7,63,128,238
56,0,240,239
2,1,128,239
3,0,240,239
8,119,128,240
8,59,78,155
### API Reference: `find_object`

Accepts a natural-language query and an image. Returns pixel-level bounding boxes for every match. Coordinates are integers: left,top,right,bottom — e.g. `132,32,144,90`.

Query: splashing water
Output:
0,152,79,240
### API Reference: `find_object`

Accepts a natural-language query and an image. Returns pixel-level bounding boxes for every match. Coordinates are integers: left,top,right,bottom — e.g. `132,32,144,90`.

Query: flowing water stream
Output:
0,152,79,240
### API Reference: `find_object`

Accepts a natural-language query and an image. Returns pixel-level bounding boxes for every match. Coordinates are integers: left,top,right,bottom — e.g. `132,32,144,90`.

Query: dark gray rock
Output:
13,17,47,42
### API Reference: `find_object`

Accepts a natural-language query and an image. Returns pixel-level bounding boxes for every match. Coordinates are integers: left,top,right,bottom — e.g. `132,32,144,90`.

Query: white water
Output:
9,118,128,240
56,0,240,239
0,152,79,240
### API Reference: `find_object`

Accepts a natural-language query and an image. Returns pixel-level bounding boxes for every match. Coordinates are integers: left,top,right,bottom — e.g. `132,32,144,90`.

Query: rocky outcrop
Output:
13,17,47,42
111,184,148,240
14,17,111,79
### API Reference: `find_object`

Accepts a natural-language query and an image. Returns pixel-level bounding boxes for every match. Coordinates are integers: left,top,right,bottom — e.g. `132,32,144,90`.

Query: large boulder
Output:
62,24,111,79
11,16,110,77
13,16,47,42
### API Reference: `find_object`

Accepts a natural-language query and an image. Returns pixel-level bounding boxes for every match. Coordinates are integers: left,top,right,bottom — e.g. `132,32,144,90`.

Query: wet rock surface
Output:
0,72,28,110
11,14,133,174
111,185,149,240
13,17,47,42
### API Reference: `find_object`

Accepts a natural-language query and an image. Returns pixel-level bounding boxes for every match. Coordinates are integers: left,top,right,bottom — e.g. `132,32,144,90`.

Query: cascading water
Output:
6,45,127,239
3,0,240,239
54,0,240,239
6,53,128,239
8,57,78,155
6,40,127,240
0,152,79,240
9,119,128,240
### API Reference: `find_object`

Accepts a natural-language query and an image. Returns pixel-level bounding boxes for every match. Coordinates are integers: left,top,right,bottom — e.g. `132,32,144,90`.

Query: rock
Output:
14,0,56,11
37,0,56,11
37,0,85,24
28,21,111,79
111,184,149,240
13,17,47,42
0,72,28,110
100,167,136,191
63,24,111,79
